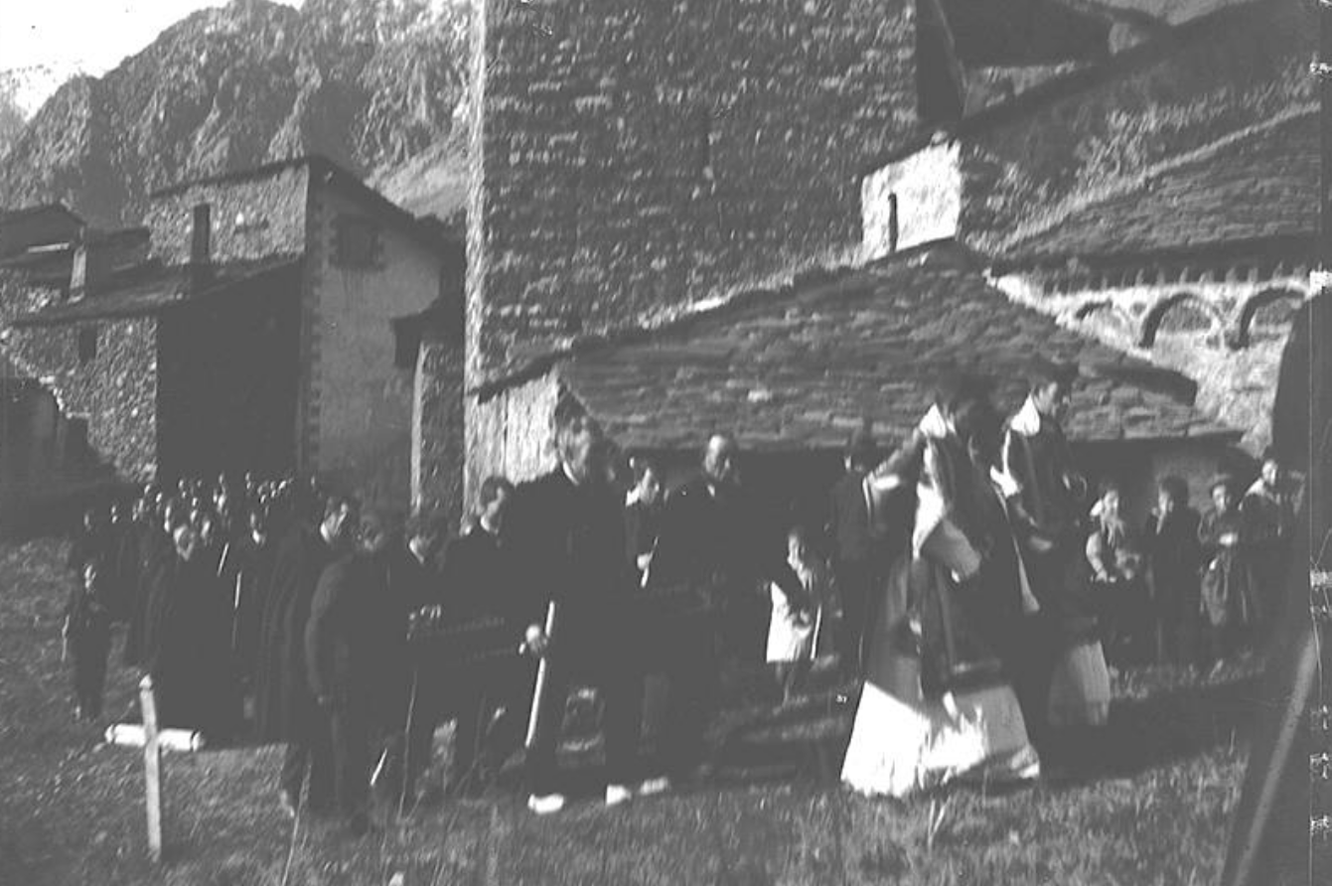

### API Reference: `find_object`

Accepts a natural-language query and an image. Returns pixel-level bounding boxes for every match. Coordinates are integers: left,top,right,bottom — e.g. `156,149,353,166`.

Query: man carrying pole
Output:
504,396,650,814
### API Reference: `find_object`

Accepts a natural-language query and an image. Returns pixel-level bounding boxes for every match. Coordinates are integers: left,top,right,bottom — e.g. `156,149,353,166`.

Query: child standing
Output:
767,526,831,705
64,561,113,721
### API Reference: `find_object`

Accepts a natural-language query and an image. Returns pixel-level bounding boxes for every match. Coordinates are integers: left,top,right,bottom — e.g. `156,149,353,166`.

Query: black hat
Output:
1208,473,1236,495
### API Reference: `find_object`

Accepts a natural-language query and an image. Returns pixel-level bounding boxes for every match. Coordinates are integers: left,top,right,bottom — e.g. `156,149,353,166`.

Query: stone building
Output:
858,0,1315,455
0,206,155,523
452,0,1310,515
471,244,1236,527
1,156,465,517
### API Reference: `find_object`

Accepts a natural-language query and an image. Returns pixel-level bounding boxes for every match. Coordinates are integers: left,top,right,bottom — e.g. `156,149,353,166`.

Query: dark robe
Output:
1144,506,1202,664
1240,482,1297,627
229,534,278,688
1003,402,1095,646
367,545,437,734
432,524,532,790
305,553,381,821
505,467,643,792
624,499,661,584
124,526,172,667
143,555,236,735
442,525,522,627
112,520,145,625
650,474,807,660
254,526,336,742
1198,508,1257,630
65,567,115,717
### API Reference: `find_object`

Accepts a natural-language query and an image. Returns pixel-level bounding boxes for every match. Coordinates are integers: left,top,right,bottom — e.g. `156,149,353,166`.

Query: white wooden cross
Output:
102,675,206,864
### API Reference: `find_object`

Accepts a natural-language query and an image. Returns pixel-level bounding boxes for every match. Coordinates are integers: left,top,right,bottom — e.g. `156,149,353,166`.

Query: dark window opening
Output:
394,325,421,370
334,216,383,268
888,194,900,253
77,327,98,364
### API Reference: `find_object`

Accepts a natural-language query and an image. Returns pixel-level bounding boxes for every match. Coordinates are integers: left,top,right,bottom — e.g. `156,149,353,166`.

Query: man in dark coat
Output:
1144,476,1202,665
826,425,879,679
142,524,235,736
648,432,810,780
258,494,354,817
1001,359,1094,750
361,510,442,810
124,500,173,667
435,476,529,799
305,510,391,836
63,561,115,720
228,509,278,723
505,399,647,814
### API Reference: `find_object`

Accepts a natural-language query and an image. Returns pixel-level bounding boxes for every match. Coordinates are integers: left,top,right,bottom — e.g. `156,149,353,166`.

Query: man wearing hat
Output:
826,422,880,680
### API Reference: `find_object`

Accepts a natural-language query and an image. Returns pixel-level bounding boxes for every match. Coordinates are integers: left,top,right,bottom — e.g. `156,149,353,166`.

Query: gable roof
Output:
490,245,1237,450
992,106,1318,267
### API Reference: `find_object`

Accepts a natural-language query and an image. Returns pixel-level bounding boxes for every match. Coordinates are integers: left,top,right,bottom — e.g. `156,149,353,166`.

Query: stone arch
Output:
1231,287,1304,348
1138,291,1220,348
1071,299,1133,338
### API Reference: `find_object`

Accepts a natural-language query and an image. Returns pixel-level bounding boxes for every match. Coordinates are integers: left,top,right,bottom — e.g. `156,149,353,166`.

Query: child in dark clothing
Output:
64,561,113,720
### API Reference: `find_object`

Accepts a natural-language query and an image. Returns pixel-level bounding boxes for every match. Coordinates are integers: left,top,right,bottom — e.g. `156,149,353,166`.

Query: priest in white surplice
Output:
841,374,1041,798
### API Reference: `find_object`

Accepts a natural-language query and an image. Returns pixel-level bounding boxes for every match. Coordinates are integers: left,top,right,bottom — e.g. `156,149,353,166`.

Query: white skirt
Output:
841,679,1041,798
766,586,818,663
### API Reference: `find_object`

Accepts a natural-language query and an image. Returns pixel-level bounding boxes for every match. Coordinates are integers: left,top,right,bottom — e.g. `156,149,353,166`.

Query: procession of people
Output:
58,359,1302,831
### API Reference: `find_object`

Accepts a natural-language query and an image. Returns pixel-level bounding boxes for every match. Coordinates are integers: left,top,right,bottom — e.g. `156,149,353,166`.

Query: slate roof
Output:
9,255,302,325
994,108,1319,266
516,246,1237,451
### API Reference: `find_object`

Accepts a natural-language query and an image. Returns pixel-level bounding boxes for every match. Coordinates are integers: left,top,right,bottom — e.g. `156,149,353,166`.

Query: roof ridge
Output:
995,102,1318,260
470,242,966,400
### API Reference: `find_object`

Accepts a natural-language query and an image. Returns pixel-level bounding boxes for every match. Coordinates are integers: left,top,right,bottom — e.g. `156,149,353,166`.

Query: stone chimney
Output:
68,228,89,302
190,203,212,289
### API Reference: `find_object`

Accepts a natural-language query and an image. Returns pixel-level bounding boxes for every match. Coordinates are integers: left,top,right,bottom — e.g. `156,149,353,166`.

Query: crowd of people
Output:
58,358,1302,832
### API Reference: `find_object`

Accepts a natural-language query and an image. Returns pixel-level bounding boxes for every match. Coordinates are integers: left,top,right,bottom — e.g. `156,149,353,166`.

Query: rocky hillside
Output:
0,0,470,229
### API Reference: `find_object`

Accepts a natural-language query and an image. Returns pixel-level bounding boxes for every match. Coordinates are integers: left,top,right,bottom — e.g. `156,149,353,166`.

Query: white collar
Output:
1009,396,1044,436
561,462,582,488
916,404,951,440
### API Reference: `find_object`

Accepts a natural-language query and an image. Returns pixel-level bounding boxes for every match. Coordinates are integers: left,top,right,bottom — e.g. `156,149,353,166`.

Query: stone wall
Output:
958,0,1312,256
862,139,961,261
5,318,158,479
413,340,466,530
468,0,923,385
465,371,561,505
303,181,442,512
993,270,1312,454
145,165,309,263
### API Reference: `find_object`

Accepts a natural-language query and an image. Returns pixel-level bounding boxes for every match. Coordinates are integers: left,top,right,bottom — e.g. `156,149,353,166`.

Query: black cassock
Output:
142,555,236,736
227,534,278,691
124,525,171,667
253,527,335,744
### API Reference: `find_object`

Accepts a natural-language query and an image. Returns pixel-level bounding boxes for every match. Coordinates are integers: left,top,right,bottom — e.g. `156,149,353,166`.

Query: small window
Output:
333,216,382,268
77,327,98,364
888,193,900,254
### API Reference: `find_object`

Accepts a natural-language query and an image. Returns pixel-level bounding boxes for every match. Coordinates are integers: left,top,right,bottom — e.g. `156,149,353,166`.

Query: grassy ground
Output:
0,539,1260,886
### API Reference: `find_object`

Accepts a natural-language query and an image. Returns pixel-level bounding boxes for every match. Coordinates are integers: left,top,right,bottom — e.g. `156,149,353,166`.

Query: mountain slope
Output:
0,0,469,228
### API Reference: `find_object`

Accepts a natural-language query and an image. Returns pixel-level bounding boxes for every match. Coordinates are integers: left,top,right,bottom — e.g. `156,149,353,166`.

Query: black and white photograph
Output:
0,0,1328,883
